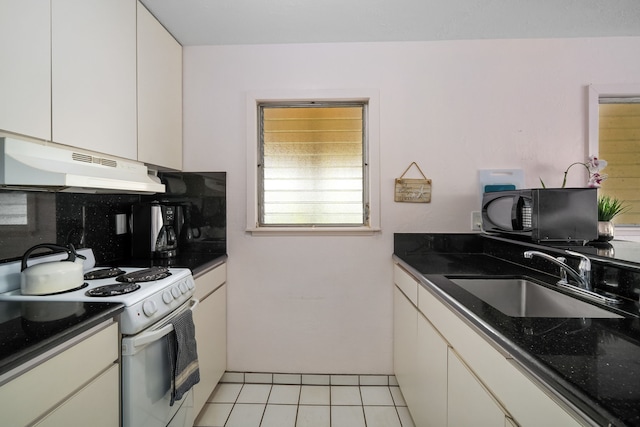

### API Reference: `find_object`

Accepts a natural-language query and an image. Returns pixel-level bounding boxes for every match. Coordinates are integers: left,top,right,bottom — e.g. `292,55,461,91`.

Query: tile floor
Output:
194,372,415,427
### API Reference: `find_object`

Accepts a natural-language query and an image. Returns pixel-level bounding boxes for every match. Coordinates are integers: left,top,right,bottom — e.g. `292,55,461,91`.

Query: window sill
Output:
246,226,382,236
615,226,640,242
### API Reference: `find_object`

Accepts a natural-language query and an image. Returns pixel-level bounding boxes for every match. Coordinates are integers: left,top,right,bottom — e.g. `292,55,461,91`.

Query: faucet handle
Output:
565,250,591,269
565,250,592,290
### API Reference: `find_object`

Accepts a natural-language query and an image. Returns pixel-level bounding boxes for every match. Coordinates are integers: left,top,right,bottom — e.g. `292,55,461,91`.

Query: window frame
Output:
246,89,381,235
588,83,640,237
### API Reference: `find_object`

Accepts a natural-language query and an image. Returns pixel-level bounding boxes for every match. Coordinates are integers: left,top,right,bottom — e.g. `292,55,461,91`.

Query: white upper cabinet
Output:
137,1,183,170
0,1,51,140
52,0,137,160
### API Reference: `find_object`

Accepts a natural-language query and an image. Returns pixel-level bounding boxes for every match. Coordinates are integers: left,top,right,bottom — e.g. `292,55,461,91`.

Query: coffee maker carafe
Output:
131,202,180,258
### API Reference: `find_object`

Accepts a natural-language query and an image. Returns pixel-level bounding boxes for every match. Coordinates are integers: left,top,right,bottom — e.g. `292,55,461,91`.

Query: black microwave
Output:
481,188,598,242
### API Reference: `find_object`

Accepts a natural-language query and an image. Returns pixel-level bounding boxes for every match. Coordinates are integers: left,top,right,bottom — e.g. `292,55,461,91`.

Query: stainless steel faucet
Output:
523,250,621,305
523,250,592,291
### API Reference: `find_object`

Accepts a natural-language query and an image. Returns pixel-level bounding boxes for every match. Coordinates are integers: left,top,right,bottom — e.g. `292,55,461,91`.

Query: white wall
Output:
183,37,640,374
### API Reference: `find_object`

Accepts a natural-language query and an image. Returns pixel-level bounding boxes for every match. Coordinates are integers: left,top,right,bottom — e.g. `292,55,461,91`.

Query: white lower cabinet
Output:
34,363,119,427
393,286,417,406
393,262,585,427
415,312,448,427
0,321,119,427
394,274,448,427
448,347,513,427
193,262,227,416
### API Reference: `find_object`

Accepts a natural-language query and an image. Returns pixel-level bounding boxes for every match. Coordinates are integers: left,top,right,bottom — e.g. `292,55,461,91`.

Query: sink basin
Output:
447,277,623,318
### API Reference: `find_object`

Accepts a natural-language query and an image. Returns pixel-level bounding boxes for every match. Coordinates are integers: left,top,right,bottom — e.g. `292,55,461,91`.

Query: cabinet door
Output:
413,312,448,427
52,0,137,159
418,283,581,426
0,1,51,140
137,1,183,170
393,286,418,412
35,364,119,427
193,266,227,415
448,348,506,427
0,322,119,427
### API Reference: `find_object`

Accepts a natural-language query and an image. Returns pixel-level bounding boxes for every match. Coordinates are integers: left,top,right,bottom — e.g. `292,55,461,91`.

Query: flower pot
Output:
597,221,615,241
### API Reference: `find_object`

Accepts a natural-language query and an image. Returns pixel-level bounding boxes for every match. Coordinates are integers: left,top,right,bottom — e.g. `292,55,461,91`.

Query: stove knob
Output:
171,287,181,298
179,282,188,293
142,300,158,317
187,280,195,290
162,291,173,304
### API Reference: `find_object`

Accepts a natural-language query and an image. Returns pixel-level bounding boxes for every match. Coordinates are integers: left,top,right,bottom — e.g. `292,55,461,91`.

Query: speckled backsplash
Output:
0,172,226,265
56,193,141,263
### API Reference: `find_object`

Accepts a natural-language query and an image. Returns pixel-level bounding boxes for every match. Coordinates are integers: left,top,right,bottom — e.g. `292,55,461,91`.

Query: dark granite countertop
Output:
0,301,124,378
394,233,640,427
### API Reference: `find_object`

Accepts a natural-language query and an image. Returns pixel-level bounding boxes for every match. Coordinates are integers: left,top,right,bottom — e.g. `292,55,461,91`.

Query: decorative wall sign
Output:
395,162,432,203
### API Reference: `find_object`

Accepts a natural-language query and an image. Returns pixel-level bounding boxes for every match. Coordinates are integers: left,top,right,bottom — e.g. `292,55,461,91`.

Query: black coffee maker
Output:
131,202,181,258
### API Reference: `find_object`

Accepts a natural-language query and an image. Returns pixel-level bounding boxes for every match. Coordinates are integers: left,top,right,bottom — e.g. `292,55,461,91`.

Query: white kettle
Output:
21,244,86,295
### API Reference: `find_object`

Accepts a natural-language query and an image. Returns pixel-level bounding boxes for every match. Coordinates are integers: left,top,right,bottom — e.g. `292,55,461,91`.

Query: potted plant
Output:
597,195,629,241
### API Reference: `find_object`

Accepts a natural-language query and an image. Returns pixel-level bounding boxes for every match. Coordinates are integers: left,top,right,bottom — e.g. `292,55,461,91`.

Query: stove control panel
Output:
120,274,196,335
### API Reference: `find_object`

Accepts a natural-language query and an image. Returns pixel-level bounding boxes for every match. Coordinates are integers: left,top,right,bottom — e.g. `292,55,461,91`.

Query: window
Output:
259,102,367,226
246,90,380,234
589,84,640,227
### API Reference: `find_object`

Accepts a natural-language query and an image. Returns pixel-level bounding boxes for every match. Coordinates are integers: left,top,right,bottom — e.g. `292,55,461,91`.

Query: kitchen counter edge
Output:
191,254,227,279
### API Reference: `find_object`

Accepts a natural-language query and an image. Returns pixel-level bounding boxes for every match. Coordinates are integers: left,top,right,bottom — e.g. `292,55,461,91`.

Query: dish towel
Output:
166,307,200,406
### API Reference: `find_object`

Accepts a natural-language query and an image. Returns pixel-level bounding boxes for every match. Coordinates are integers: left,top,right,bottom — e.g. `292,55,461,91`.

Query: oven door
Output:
121,298,199,427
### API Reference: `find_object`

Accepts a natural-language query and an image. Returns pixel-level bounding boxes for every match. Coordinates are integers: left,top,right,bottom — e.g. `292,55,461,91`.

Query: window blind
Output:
259,103,366,226
598,101,640,225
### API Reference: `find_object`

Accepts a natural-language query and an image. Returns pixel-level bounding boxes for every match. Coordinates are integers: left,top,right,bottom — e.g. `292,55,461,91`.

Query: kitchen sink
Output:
447,277,623,318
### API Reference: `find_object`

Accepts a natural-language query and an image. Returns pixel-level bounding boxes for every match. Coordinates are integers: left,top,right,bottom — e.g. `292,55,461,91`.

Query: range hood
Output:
0,137,165,194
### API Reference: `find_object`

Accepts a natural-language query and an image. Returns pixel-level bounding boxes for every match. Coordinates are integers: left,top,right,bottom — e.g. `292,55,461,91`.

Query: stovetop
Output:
0,252,196,335
0,266,193,305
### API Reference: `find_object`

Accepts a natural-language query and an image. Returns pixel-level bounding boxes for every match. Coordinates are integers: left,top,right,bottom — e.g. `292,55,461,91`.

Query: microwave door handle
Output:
128,298,199,350
511,196,525,231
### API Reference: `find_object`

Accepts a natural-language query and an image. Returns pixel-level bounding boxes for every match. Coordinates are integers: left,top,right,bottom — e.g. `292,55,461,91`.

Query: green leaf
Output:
597,195,630,221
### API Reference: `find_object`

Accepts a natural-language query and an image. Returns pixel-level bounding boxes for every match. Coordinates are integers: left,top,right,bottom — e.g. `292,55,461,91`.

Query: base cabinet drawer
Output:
0,321,119,427
34,363,119,427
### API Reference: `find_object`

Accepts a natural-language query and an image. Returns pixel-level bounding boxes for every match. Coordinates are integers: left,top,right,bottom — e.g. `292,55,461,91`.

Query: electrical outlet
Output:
471,211,482,231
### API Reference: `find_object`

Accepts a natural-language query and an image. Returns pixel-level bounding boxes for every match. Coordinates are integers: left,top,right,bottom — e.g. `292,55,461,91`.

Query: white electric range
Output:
0,265,195,335
0,249,199,427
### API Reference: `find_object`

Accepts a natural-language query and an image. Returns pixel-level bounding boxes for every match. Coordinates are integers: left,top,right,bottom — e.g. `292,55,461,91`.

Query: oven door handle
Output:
129,298,199,350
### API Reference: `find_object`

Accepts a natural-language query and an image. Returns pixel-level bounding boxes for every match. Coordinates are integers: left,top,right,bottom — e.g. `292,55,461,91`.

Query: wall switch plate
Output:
471,211,482,231
114,213,127,235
